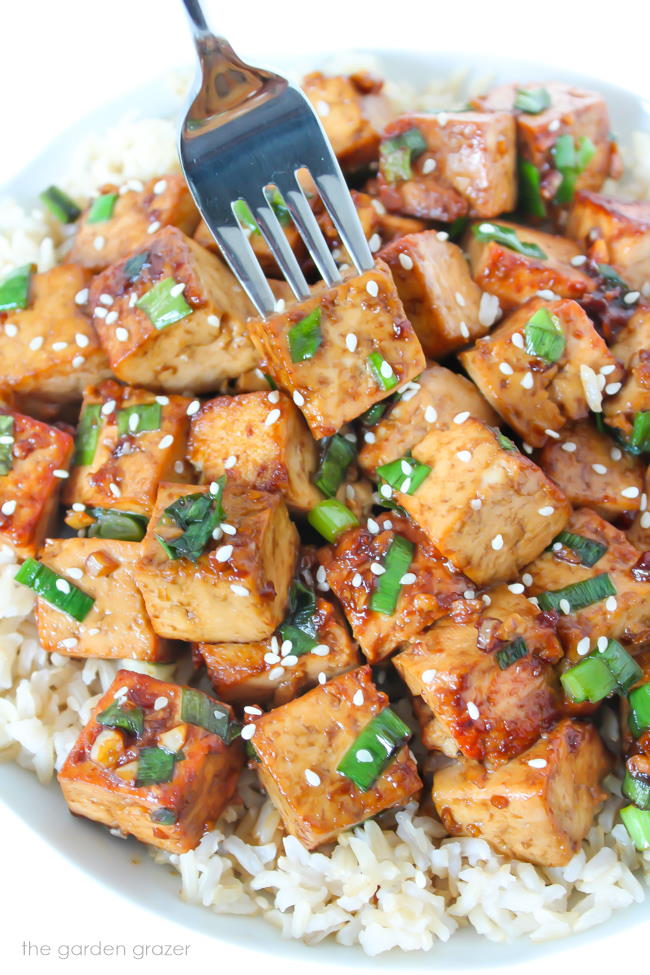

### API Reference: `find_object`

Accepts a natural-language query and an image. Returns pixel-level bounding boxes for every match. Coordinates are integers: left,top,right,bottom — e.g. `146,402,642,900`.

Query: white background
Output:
1,0,649,972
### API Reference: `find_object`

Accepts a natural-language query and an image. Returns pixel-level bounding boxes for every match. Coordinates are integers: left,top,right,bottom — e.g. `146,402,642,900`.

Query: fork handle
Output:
181,0,212,41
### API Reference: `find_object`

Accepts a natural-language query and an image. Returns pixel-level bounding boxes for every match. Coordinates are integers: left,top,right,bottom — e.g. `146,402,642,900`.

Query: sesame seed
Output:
522,573,533,587
598,636,609,651
367,518,380,535
56,579,71,594
363,431,376,444
453,411,470,425
538,506,554,517
368,233,381,253
380,360,394,379
508,583,525,594
605,596,618,612
52,469,69,479
93,236,105,250
422,157,437,174
424,405,438,424
4,323,17,337
29,336,43,351
379,483,393,499
128,293,137,307
605,382,622,396
1,500,16,516
520,372,534,389
264,652,280,665
436,231,449,241
398,252,414,270
351,572,363,588
312,644,330,657
221,522,236,535
570,255,587,267
216,544,233,562
455,291,466,308
641,512,650,528
511,332,524,349
622,486,640,499
499,362,513,376
479,223,495,234
153,179,167,195
610,447,623,461
268,389,280,404
491,534,503,551
456,450,472,463
115,327,129,342
71,503,85,512
268,665,285,680
366,280,379,298
345,332,358,352
186,400,200,416
244,706,262,716
370,562,386,576
75,332,90,348
147,221,161,235
641,493,648,512
153,696,168,710
241,724,256,740
522,443,533,454
274,298,286,313
265,408,281,426
576,637,591,656
466,701,480,720
470,498,482,510
305,769,321,786
52,341,68,351
528,758,547,769
459,321,470,339
545,429,560,440
401,477,412,493
623,291,640,305
400,572,416,585
60,637,78,649
600,363,617,376
67,568,84,581
170,282,186,298
75,288,89,305
356,749,374,763
293,390,305,407
464,589,476,599
592,463,608,475
353,690,364,706
230,583,249,597
101,400,116,417
561,441,577,453
421,669,436,684
105,311,118,326
99,294,113,306
559,599,571,614
208,314,220,327
158,434,174,449
318,672,327,684
109,483,121,497
316,99,330,116
224,455,237,469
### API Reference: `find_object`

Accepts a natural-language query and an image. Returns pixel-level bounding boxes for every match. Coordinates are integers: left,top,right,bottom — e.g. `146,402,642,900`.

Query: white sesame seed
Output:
559,599,571,614
455,291,466,308
109,482,121,497
274,298,286,313
545,429,560,440
592,463,608,475
580,363,603,413
351,572,363,588
293,390,305,407
624,291,640,305
366,280,379,298
522,573,533,587
221,522,236,535
370,562,386,576
459,321,470,340
398,252,414,270
368,233,381,253
538,506,554,517
528,758,547,769
56,578,71,594
66,569,84,584
600,363,617,376
105,311,118,325
610,447,623,462
508,583,525,594
268,389,280,404
479,223,495,234
353,690,364,706
186,400,200,416
128,293,137,307
363,431,376,444
264,652,280,665
464,589,476,599
456,450,472,463
207,314,220,327
147,221,161,235
75,288,89,305
305,769,321,786
424,405,438,424
170,282,186,298
605,596,618,612
316,99,330,116
605,382,622,396
1,500,16,516
401,476,412,493
284,655,299,667
436,231,449,241
241,724,256,741
479,291,501,327
520,372,534,389
523,442,533,454
153,696,168,710
641,512,650,528
380,360,394,379
98,293,113,306
157,434,174,450
280,639,293,656
29,336,43,351
367,518,380,534
230,583,249,597
216,544,233,562
345,332,358,352
52,469,69,479
561,441,577,453
598,636,609,651
400,572,416,585
576,637,591,656
115,327,129,342
244,706,262,716
71,503,85,513
75,332,90,348
422,157,437,175
622,486,640,499
379,483,393,499
153,179,167,195
453,411,470,425
571,255,587,266
641,493,648,512
52,341,68,351
466,701,480,720
265,408,281,426
93,235,105,251
224,455,237,469
356,748,374,763
60,637,78,649
491,534,504,551
511,332,524,349
312,644,330,657
499,362,513,376
4,323,17,337
470,498,482,510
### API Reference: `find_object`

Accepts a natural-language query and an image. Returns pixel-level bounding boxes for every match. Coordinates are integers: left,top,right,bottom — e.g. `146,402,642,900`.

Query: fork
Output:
178,0,374,317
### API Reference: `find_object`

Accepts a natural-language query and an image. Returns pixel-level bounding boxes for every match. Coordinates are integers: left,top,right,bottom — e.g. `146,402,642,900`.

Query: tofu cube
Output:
377,111,516,221
70,174,199,272
251,666,422,849
391,418,570,586
628,468,650,552
394,586,562,764
0,264,110,407
432,719,611,866
537,419,645,519
378,232,487,358
524,507,650,659
35,538,173,661
58,669,243,853
320,512,471,663
63,380,192,517
188,390,321,514
248,261,425,439
460,298,624,448
567,192,650,290
90,226,258,393
603,309,650,441
134,482,298,642
466,220,595,312
0,409,73,558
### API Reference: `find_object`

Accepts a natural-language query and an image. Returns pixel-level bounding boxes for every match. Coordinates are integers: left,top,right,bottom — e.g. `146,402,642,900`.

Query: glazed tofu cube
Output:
35,538,173,661
58,670,243,853
134,482,298,642
465,220,595,312
90,226,257,393
302,72,392,171
0,409,73,558
319,512,470,663
62,380,192,517
70,174,199,272
603,309,650,441
459,298,624,448
628,468,650,552
524,507,650,659
194,214,306,279
378,232,487,358
377,111,516,221
390,418,570,586
187,390,320,514
432,719,611,867
0,264,110,407
537,419,645,519
248,261,425,439
567,192,650,290
358,363,497,475
251,666,422,849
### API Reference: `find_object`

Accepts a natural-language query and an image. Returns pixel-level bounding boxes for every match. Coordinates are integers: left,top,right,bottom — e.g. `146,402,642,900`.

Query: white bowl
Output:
1,48,649,968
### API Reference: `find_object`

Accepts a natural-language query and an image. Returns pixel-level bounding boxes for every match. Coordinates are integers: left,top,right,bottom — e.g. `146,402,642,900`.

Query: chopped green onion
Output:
262,373,277,390
337,707,411,791
518,158,547,218
116,402,162,438
553,135,596,205
496,636,528,670
151,807,177,825
97,701,144,737
630,412,650,454
514,87,551,114
180,688,235,741
314,434,356,497
0,415,14,476
86,508,148,542
447,216,470,241
307,498,359,543
15,558,94,621
597,638,642,693
553,530,607,567
278,580,319,656
538,573,616,614
597,263,630,294
496,430,517,451
135,746,181,786
560,656,616,703
628,683,650,738
369,535,414,615
623,769,650,810
288,308,322,363
73,404,102,467
87,192,118,223
156,482,225,563
137,277,192,331
620,804,650,850
376,455,430,495
123,252,149,282
0,263,34,312
233,190,290,235
360,402,387,426
525,307,565,363
472,223,547,260
367,352,398,391
39,185,81,223
379,127,428,183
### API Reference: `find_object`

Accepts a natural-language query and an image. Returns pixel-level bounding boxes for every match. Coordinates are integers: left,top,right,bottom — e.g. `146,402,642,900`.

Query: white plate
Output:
2,49,649,969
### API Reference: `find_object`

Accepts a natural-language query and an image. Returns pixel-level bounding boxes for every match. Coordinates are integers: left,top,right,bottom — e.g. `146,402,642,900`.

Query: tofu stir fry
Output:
4,72,650,868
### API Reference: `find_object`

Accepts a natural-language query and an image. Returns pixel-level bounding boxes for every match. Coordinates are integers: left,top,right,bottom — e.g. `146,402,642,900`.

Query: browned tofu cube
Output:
390,418,570,586
35,538,173,661
394,586,562,764
466,220,595,312
628,468,650,552
62,380,192,517
460,298,624,448
524,507,650,660
432,719,611,867
134,482,298,643
90,227,257,393
302,72,392,171
248,261,425,439
0,409,73,558
603,309,650,441
251,666,421,849
537,419,645,519
358,363,497,475
319,512,470,663
0,264,110,407
567,192,650,290
58,669,243,853
377,111,516,221
188,390,320,514
378,232,487,358
69,175,199,272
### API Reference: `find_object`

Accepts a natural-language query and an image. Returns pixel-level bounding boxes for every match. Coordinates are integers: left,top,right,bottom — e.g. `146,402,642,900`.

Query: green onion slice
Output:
116,402,162,438
156,481,225,563
97,701,144,737
597,639,642,693
278,580,319,656
553,135,596,205
307,498,359,543
447,216,470,241
180,687,236,741
518,158,547,219
151,807,177,825
560,655,617,703
314,434,356,498
40,185,81,223
629,683,650,738
379,127,427,183
86,508,148,542
553,530,607,567
137,277,192,330
74,404,102,467
630,412,650,454
538,573,616,614
620,804,650,851
376,455,430,495
369,535,414,615
123,252,149,282
135,746,181,786
496,430,517,451
496,636,528,670
0,415,14,476
623,769,650,810
262,372,277,390
0,263,34,312
15,558,94,621
233,189,290,235
337,707,411,791
514,87,551,114
367,352,398,391
472,223,547,259
360,402,387,427
288,308,322,363
524,307,565,363
87,192,118,223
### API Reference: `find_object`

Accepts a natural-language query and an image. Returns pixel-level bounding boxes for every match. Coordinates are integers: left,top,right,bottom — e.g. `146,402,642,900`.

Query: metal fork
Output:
178,0,374,317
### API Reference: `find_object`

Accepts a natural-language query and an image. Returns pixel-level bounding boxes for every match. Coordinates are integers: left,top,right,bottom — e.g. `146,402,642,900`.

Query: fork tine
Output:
273,176,342,288
209,218,277,317
250,194,311,302
310,169,375,275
